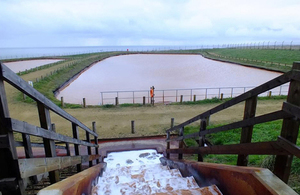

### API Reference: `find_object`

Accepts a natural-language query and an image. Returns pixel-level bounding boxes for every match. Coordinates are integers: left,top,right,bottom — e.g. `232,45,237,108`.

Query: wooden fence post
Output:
273,62,300,183
92,122,99,164
0,65,25,194
178,127,184,160
193,95,196,102
61,97,64,108
37,103,60,183
237,95,258,166
86,130,92,167
143,96,145,105
115,97,118,106
83,98,86,108
131,120,135,134
72,123,82,172
198,119,207,162
180,95,183,103
220,93,224,100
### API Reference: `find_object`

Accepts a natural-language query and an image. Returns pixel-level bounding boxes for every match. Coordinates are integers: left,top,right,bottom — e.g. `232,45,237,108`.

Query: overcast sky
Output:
1,0,299,47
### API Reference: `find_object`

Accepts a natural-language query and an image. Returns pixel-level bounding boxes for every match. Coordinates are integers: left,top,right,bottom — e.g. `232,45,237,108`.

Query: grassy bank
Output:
183,120,300,193
200,48,300,72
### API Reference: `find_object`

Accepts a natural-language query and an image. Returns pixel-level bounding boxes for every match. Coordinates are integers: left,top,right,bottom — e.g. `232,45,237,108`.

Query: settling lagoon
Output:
56,54,287,105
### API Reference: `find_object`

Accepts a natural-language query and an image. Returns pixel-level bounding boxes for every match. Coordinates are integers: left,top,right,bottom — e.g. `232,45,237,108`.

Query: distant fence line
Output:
1,40,299,60
100,84,289,105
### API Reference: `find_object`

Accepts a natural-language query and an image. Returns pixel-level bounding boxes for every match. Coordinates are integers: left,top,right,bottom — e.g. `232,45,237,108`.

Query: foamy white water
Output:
94,149,222,195
3,59,62,73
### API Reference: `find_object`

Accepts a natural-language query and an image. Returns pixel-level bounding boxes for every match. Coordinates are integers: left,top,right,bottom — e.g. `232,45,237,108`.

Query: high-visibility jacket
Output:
150,89,154,98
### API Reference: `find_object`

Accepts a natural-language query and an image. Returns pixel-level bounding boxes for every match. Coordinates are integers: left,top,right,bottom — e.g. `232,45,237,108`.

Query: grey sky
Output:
1,0,299,47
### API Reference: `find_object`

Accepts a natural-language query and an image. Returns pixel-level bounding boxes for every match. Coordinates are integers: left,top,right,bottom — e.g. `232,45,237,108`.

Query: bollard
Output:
131,120,135,134
83,98,86,108
180,95,183,103
193,95,196,102
143,96,145,105
268,91,272,98
61,97,64,108
115,97,119,106
220,93,224,100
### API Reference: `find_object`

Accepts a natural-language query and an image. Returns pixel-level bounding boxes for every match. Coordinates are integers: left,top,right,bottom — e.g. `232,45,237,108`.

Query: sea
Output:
0,45,209,60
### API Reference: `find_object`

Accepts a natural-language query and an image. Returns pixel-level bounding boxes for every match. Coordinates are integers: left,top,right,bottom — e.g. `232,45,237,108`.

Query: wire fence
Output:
100,84,289,105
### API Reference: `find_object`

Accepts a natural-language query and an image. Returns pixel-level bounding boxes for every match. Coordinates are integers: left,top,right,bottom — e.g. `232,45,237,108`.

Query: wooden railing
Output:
166,61,300,184
0,62,100,195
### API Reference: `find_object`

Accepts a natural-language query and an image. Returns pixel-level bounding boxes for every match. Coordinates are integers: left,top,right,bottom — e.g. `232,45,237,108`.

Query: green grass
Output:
183,120,300,193
201,48,300,72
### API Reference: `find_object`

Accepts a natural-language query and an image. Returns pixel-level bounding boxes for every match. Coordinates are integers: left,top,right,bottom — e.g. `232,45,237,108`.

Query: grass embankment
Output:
200,48,300,72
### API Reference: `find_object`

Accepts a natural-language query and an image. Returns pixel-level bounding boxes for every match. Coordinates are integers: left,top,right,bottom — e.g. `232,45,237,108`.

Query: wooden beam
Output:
10,118,96,147
86,131,92,167
274,62,300,183
180,110,291,140
277,137,300,159
18,155,100,179
92,122,99,164
0,63,25,195
72,123,82,172
37,103,60,184
1,64,97,137
166,71,293,133
237,95,257,166
167,141,289,155
282,101,300,119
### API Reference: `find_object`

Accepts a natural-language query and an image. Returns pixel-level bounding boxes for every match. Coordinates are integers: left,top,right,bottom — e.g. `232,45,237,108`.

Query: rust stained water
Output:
56,54,282,104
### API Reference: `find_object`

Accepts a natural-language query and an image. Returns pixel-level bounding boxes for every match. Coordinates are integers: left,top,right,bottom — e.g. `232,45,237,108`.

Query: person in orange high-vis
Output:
150,86,155,105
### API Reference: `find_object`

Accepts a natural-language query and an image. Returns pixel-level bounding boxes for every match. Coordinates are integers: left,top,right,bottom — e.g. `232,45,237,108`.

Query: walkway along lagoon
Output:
55,54,285,105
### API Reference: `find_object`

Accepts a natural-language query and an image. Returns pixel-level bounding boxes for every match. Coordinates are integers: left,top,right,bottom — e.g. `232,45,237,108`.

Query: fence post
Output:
86,129,92,167
220,93,224,100
190,89,193,101
178,127,184,160
61,96,64,108
273,62,300,183
268,91,272,98
198,119,207,162
115,97,118,105
72,123,82,172
193,94,196,102
237,95,258,166
83,98,86,108
37,103,60,183
93,122,99,164
143,96,145,105
180,95,183,103
176,90,178,102
131,120,135,134
101,92,103,105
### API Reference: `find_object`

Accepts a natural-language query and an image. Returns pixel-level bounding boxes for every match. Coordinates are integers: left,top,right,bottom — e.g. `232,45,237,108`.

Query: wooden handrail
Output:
0,63,97,137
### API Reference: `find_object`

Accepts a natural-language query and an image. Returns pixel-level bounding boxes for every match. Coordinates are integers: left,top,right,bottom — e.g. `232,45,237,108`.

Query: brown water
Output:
4,59,62,73
56,54,283,105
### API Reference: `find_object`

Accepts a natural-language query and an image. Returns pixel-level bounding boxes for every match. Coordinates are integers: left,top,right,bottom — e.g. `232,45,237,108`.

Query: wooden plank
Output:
37,103,60,184
167,141,289,155
277,137,300,158
166,71,293,133
1,64,97,137
282,101,300,119
0,178,18,191
174,110,291,142
237,95,257,166
72,123,82,172
0,63,25,195
274,62,300,183
10,118,96,147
